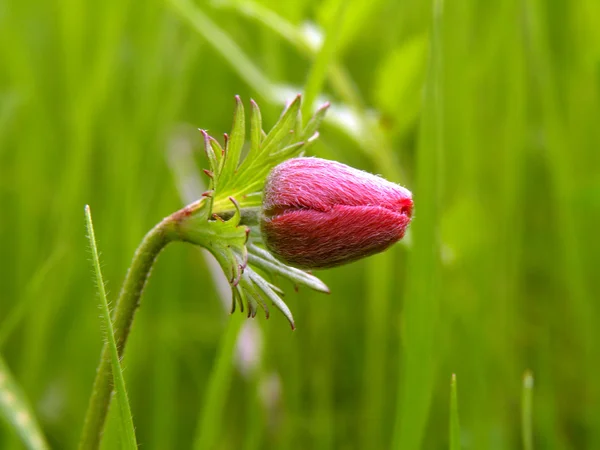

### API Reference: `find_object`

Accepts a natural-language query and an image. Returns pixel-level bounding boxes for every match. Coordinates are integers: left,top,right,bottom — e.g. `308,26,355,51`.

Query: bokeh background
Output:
1,0,599,448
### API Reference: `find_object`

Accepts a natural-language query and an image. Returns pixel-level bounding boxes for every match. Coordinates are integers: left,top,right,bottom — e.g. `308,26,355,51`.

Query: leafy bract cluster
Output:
205,95,328,213
179,96,330,328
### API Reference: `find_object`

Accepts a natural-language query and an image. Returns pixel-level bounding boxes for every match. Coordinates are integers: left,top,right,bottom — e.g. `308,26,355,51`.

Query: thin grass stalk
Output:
84,205,138,449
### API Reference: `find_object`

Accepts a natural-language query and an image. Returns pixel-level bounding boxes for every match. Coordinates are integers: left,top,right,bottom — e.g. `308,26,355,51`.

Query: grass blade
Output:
0,355,49,450
392,0,444,448
522,370,534,450
449,374,460,450
392,0,444,444
84,205,138,449
192,313,245,450
301,0,346,119
166,0,277,102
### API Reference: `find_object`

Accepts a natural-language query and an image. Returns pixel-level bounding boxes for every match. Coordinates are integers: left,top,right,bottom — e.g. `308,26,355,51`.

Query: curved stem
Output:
78,214,176,450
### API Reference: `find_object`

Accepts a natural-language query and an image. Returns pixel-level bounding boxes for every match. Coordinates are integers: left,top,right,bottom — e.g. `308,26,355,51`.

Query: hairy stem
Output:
79,211,181,450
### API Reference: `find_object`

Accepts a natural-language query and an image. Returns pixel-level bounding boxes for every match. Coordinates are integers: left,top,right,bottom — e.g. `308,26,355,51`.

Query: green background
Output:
1,0,599,448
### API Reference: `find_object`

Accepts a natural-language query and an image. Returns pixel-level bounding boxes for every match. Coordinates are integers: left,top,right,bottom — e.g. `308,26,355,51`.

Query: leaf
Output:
84,205,138,449
220,96,245,187
201,130,218,191
192,313,245,450
522,370,534,450
249,99,263,158
171,99,330,327
373,34,428,135
449,374,461,450
247,244,329,293
209,95,328,214
303,102,330,140
247,269,295,329
0,354,50,450
255,94,301,160
179,198,249,285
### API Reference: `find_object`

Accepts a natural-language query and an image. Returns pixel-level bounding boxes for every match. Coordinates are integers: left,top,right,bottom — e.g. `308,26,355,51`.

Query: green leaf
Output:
303,102,330,140
0,355,49,450
522,370,534,450
178,198,249,285
373,34,428,135
392,1,444,448
249,99,263,158
209,95,328,214
220,96,245,187
201,130,219,192
247,244,329,293
258,94,301,159
172,98,330,327
246,268,295,329
84,205,138,450
449,374,461,450
192,313,245,450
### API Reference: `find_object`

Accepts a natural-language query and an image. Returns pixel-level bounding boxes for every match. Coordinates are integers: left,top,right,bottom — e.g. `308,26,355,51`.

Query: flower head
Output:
261,157,413,269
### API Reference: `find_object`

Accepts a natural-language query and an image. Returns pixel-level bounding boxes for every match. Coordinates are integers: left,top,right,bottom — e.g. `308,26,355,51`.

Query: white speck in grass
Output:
300,21,323,51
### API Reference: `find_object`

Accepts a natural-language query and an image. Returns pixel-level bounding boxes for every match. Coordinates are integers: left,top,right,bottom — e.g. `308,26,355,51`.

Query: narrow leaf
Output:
259,94,301,158
221,96,245,186
249,99,263,157
392,0,444,447
241,273,270,318
84,205,138,450
449,374,460,450
522,370,534,450
210,136,225,171
267,140,306,161
303,102,330,140
248,244,329,293
248,270,295,329
192,313,245,450
0,355,49,450
202,130,218,191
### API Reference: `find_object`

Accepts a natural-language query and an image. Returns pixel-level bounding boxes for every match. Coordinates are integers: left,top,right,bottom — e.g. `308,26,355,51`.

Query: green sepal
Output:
220,96,245,188
174,97,331,327
176,197,249,285
303,102,330,140
247,244,329,293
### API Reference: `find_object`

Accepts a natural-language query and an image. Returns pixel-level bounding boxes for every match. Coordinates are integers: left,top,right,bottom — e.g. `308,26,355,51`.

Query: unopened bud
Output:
261,157,413,269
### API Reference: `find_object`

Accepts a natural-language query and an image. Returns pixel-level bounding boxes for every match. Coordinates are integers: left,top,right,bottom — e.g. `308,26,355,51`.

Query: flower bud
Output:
261,157,413,269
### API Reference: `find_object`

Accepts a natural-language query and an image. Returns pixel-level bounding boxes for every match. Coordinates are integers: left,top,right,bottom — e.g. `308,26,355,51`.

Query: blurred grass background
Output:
1,0,599,448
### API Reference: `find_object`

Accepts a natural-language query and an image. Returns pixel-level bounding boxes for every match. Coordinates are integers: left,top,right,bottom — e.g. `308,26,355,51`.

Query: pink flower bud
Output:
261,157,413,269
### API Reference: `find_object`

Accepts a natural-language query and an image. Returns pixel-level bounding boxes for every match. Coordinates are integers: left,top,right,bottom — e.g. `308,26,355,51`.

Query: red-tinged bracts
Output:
261,157,413,269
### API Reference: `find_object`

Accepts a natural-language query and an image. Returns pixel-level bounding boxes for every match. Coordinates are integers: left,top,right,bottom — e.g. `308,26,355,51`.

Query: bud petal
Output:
261,158,413,269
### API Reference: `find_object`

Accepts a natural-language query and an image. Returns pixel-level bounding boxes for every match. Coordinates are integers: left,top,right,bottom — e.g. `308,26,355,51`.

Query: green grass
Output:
84,205,137,449
1,0,600,448
450,374,461,450
522,371,534,450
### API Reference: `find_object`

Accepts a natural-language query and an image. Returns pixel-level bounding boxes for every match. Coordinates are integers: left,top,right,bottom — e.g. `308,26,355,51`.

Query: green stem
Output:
78,210,181,450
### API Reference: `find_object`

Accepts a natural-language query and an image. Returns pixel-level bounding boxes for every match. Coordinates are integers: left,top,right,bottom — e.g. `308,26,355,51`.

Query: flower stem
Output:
78,213,177,450
78,198,260,449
